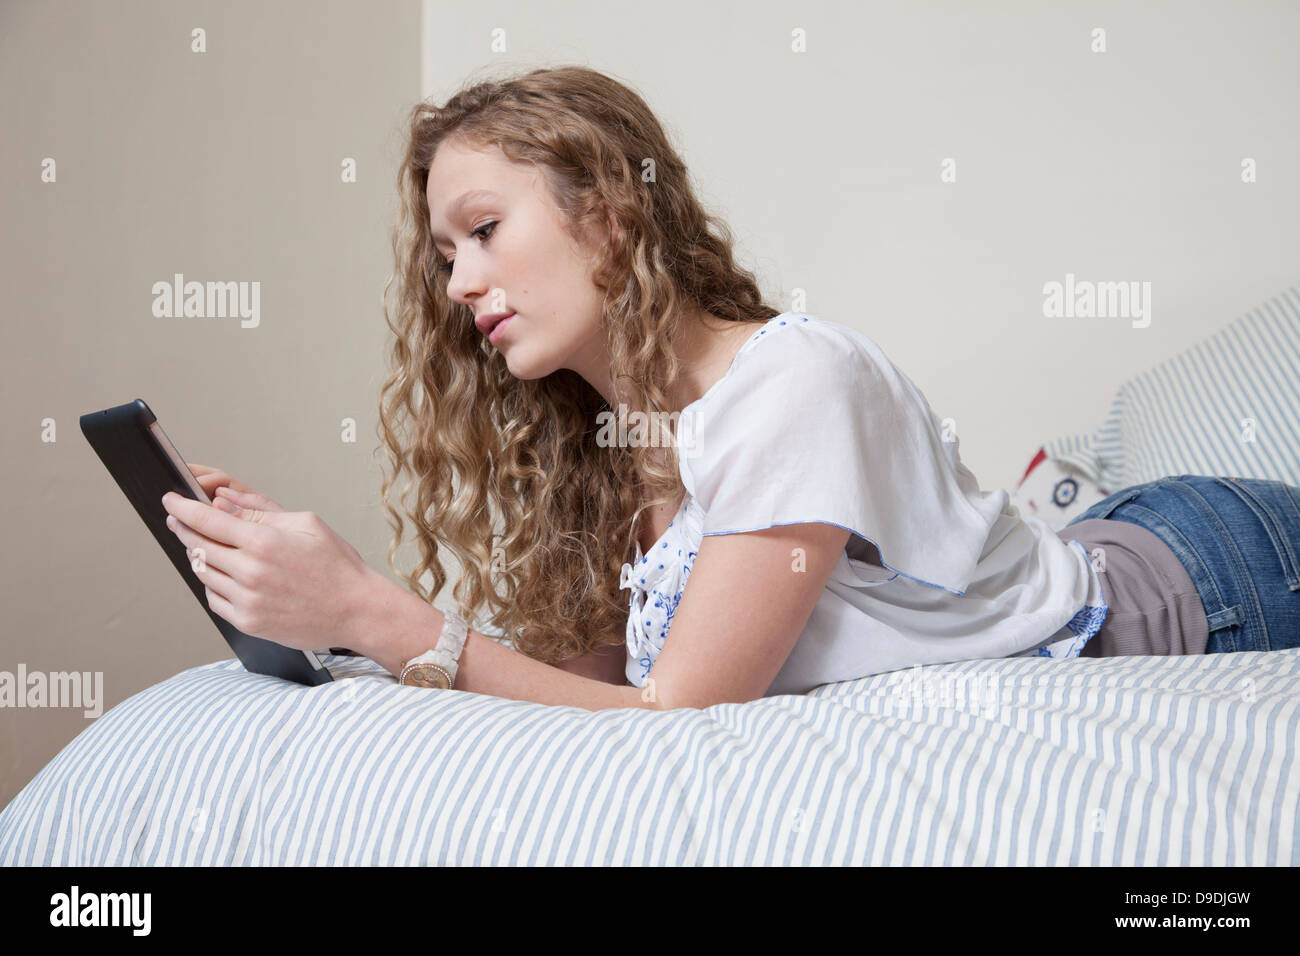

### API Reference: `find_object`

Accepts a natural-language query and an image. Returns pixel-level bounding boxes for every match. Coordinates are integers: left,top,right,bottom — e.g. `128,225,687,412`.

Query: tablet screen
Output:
149,420,209,502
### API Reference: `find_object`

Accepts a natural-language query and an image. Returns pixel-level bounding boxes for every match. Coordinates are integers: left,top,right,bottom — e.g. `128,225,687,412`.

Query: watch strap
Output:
429,608,470,685
399,607,470,688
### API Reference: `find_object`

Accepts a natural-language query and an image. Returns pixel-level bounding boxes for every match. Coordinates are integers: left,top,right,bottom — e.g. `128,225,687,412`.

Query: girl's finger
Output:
192,557,241,602
204,586,242,628
216,488,255,512
217,486,284,513
198,476,239,499
166,514,243,575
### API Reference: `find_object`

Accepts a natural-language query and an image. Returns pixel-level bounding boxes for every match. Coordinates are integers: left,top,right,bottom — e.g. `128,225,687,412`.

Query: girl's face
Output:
426,138,614,391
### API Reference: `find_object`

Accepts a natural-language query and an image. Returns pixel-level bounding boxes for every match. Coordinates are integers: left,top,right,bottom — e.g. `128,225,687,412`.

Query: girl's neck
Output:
664,309,762,413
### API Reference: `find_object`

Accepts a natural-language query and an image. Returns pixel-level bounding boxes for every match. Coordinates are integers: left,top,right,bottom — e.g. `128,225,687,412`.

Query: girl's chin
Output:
501,349,544,380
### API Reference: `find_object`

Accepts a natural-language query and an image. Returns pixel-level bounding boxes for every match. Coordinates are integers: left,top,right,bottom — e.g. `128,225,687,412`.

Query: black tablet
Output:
80,398,334,686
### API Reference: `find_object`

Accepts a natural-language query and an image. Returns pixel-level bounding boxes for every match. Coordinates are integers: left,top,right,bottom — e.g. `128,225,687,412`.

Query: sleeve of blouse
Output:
678,320,1001,596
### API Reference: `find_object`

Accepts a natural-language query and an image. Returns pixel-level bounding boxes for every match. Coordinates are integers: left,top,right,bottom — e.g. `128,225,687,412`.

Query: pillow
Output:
1010,448,1109,531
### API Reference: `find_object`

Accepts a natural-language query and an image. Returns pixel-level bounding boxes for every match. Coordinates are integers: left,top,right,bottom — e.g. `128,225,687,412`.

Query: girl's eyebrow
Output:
430,189,502,245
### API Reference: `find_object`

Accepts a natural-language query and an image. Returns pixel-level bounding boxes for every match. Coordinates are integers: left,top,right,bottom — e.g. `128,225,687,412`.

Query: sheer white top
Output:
618,312,1107,695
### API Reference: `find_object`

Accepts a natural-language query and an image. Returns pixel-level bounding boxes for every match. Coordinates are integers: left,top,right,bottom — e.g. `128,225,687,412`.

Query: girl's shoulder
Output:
690,310,911,422
690,312,879,408
736,311,867,363
677,310,989,594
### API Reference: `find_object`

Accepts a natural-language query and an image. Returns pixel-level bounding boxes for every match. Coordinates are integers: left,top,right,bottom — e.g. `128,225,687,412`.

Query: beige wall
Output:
4,0,1299,809
0,0,420,808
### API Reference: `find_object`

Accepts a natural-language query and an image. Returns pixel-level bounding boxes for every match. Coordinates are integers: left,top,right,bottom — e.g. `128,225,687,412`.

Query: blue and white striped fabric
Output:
3,648,1297,865
1045,283,1300,489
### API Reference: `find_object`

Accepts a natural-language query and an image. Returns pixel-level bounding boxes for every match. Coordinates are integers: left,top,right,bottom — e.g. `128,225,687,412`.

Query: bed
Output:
4,282,1298,866
1,648,1296,865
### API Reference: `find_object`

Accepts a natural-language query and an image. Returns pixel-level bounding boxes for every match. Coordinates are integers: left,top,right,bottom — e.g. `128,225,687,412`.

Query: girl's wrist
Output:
339,566,399,660
344,569,448,678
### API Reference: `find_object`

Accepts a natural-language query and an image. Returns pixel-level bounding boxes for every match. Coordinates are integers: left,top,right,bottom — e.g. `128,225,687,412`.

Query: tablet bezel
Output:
80,398,334,686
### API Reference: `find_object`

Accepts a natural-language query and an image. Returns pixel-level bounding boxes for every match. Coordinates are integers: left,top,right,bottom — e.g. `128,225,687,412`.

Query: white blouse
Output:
618,312,1108,695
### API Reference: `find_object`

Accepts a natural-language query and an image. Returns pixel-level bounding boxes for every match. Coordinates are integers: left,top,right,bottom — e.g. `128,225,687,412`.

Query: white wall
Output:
422,0,1300,492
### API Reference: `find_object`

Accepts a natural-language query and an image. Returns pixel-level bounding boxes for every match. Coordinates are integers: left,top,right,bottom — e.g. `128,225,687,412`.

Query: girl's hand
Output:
186,463,284,511
161,488,372,653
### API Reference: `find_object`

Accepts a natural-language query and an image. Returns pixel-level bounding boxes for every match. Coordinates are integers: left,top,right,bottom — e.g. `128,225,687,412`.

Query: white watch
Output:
399,608,470,689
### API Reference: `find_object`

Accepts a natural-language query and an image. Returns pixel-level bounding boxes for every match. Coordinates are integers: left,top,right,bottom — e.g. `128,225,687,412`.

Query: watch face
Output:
404,663,450,689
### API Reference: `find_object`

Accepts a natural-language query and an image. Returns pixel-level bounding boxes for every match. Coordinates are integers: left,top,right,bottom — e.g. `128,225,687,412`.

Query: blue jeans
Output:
1066,475,1300,654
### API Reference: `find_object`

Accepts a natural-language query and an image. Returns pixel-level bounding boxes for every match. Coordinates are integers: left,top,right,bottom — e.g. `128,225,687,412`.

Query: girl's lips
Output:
488,312,515,345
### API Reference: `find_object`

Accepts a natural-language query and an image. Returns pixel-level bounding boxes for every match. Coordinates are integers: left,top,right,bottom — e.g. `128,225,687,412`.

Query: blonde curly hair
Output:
376,65,778,664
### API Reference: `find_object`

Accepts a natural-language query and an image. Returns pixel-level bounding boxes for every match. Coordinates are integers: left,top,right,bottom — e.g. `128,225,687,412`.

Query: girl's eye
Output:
437,220,497,276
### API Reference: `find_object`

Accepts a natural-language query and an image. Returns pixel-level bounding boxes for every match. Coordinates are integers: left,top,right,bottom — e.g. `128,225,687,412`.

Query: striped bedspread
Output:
2,648,1297,865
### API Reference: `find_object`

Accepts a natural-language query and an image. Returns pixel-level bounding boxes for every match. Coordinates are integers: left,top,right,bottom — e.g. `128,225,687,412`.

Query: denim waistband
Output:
1067,475,1300,652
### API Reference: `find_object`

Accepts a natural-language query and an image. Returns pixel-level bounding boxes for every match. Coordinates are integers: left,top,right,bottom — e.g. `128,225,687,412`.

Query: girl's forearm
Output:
345,568,655,712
